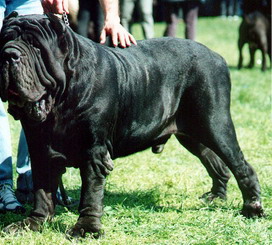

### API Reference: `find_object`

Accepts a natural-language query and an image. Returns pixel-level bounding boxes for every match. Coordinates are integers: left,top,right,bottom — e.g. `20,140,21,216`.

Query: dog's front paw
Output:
3,216,45,234
67,216,103,239
241,201,265,218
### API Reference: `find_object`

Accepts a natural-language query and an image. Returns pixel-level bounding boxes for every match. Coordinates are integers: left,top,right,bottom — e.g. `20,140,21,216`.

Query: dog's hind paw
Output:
241,201,265,218
152,144,165,154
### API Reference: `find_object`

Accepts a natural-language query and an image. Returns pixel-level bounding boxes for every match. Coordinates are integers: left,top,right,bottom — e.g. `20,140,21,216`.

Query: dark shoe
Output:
16,188,78,208
16,170,34,204
0,184,25,213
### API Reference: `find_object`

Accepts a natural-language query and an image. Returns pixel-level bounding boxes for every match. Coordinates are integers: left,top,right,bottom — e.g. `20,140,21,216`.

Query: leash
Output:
62,11,69,26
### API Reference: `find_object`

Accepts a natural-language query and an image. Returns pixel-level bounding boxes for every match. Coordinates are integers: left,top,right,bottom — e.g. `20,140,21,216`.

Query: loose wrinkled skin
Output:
0,13,264,238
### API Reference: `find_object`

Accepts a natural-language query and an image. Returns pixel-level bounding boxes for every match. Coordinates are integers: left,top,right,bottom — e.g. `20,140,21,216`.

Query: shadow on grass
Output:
0,187,245,234
55,187,183,215
228,64,270,72
228,65,239,70
55,188,248,219
0,187,255,236
0,187,183,230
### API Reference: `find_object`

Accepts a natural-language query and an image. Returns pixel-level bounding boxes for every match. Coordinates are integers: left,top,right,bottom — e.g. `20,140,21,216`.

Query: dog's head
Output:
0,12,71,122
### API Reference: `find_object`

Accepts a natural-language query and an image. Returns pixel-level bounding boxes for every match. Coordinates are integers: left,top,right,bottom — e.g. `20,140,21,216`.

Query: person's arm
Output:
41,0,69,14
41,0,136,48
99,0,137,47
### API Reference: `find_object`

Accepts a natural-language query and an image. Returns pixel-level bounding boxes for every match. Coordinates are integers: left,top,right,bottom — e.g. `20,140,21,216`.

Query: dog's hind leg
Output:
259,31,268,71
248,44,256,69
182,109,264,217
152,135,171,154
176,66,264,217
175,134,231,201
238,36,245,69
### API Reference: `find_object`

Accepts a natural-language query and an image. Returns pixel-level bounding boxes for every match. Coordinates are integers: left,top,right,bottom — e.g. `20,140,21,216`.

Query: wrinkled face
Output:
0,14,67,122
0,40,53,121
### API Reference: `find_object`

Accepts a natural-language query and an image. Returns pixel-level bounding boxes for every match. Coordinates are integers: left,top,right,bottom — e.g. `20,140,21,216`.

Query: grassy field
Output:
0,17,271,244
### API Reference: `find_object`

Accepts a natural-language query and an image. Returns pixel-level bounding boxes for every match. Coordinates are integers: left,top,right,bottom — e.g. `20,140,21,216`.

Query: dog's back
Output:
244,11,269,37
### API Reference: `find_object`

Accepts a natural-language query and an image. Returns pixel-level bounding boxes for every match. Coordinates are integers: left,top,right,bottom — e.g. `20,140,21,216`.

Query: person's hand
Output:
100,16,137,48
41,0,69,14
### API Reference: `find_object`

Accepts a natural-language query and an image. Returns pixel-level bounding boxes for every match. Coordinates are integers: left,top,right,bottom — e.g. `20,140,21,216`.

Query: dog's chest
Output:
48,114,84,164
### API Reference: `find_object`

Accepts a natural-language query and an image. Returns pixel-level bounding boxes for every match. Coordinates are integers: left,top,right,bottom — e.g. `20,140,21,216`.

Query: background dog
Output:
238,10,271,71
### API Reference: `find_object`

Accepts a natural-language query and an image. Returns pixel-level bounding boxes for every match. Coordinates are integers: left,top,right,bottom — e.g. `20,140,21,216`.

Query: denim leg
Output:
5,0,43,16
16,130,31,175
16,129,32,191
0,101,13,187
0,0,6,29
0,1,12,187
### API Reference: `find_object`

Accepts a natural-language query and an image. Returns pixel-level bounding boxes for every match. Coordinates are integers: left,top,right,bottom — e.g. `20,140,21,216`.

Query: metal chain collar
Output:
62,11,69,26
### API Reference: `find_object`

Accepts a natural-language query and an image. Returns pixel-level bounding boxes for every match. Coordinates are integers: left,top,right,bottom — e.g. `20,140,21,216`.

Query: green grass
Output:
1,17,271,244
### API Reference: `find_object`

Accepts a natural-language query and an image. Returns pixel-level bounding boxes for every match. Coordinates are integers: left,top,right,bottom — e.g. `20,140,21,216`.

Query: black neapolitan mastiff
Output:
0,13,264,237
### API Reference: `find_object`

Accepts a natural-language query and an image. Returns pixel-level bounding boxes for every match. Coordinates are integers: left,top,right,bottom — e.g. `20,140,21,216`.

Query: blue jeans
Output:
0,0,43,189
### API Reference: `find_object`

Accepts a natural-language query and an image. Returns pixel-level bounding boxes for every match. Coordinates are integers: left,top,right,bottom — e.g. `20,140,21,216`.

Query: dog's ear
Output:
2,11,18,26
5,11,19,20
46,13,69,54
46,13,66,34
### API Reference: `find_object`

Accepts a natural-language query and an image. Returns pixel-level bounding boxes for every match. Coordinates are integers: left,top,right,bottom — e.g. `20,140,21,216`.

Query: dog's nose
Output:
2,48,21,63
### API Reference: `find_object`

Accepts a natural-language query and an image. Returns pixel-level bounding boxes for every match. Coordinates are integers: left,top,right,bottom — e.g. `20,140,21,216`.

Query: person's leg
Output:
0,0,5,29
0,0,26,213
138,0,154,39
15,130,33,203
227,0,232,16
91,0,104,43
120,0,136,33
5,0,43,16
0,99,26,212
220,0,227,17
77,0,91,38
0,101,13,188
183,2,199,40
163,2,179,37
233,0,239,17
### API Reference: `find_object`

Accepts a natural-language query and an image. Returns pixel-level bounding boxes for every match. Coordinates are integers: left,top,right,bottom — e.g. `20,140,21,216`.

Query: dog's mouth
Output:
7,91,53,122
24,95,53,122
4,67,52,122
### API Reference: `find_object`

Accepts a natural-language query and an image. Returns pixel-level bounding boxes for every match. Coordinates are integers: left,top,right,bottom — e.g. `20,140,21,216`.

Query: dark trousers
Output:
220,0,240,16
163,2,200,40
77,0,104,42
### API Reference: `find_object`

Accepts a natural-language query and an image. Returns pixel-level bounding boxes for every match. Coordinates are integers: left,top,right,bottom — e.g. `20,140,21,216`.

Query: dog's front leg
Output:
28,164,61,229
4,185,57,233
4,122,57,233
68,145,114,238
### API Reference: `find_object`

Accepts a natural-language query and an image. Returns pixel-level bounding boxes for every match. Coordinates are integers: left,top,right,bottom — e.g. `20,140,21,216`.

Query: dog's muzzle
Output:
0,41,52,122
